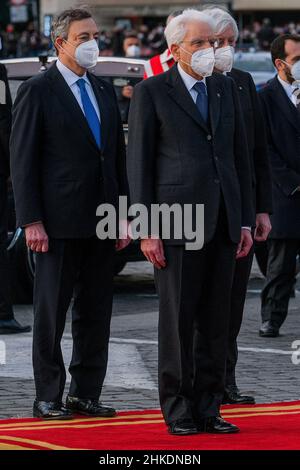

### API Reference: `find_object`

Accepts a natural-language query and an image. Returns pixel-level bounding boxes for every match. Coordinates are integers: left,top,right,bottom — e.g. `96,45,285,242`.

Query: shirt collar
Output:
56,59,90,87
277,74,299,98
177,62,206,93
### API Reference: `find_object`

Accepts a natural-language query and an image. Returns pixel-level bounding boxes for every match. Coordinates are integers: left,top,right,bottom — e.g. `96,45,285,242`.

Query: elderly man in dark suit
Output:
0,62,31,334
127,9,254,436
10,9,130,420
258,34,300,338
204,7,273,405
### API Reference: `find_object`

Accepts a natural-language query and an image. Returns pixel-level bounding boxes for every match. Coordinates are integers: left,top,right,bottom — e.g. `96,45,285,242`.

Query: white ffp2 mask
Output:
214,46,235,73
180,46,215,78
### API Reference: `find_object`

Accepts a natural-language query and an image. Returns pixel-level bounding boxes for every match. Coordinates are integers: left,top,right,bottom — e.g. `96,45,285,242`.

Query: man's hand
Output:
236,229,253,259
140,238,166,269
254,213,272,242
122,85,134,99
25,223,49,253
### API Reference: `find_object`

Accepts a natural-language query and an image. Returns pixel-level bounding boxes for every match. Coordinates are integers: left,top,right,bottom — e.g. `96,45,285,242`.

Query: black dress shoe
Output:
0,318,31,334
222,386,255,405
168,419,199,436
197,416,239,434
259,321,279,338
33,400,74,420
66,395,117,417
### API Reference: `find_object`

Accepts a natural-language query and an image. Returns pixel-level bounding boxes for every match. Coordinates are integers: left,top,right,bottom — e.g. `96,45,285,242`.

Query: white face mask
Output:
60,39,99,69
180,46,215,78
282,59,300,83
126,45,141,57
214,46,235,73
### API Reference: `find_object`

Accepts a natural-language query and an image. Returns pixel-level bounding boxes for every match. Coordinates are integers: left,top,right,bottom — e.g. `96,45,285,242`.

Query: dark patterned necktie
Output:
193,81,209,123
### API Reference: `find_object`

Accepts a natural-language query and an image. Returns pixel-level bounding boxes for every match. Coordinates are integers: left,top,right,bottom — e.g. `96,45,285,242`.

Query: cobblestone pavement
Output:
0,259,300,419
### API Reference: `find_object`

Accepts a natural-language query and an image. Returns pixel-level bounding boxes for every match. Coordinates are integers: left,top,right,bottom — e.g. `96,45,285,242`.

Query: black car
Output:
3,55,146,303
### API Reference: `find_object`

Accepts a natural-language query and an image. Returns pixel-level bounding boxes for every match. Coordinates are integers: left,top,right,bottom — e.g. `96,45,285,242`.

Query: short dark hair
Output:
124,30,138,40
51,8,93,44
271,34,300,65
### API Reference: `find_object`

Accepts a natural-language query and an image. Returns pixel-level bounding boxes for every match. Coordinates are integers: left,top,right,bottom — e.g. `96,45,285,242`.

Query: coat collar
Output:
45,62,109,151
165,64,221,135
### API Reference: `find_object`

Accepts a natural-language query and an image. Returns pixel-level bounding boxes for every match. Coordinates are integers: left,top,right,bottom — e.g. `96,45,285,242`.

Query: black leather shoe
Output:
0,318,31,334
197,416,239,434
33,400,74,420
259,321,279,337
222,386,255,405
168,419,199,436
66,395,116,417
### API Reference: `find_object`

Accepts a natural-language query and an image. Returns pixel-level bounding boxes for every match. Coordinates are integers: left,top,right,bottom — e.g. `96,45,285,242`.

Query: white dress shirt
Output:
56,59,101,121
177,62,207,102
277,75,299,107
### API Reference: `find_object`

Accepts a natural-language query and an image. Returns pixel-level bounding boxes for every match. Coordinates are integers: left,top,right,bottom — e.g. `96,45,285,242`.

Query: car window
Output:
233,57,275,73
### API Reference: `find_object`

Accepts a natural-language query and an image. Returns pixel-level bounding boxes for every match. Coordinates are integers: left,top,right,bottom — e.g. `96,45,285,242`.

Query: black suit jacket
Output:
10,62,128,238
228,68,273,214
0,63,12,177
127,65,254,245
259,76,300,238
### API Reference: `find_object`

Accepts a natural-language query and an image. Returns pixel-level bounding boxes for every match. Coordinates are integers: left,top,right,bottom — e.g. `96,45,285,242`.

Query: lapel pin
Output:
239,86,243,90
217,93,221,98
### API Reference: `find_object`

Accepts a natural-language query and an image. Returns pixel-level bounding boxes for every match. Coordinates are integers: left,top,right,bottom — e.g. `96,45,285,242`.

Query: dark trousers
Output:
0,175,14,320
33,237,115,402
261,239,300,328
225,246,254,388
154,204,237,425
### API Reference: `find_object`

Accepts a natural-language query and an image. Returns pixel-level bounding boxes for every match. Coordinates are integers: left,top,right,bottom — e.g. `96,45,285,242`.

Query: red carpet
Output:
0,401,299,450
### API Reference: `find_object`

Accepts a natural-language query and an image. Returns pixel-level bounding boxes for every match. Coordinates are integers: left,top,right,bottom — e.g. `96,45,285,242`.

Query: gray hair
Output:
51,8,93,44
203,6,239,41
164,9,215,49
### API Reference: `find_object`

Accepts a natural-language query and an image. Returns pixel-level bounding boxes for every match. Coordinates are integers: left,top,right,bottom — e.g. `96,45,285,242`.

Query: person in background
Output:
143,10,182,79
127,9,254,436
258,34,300,338
204,6,273,405
0,63,31,334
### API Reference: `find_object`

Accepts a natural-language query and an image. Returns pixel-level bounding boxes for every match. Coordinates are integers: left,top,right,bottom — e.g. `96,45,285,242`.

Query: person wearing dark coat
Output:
204,7,273,405
0,62,31,334
258,34,300,337
127,10,254,436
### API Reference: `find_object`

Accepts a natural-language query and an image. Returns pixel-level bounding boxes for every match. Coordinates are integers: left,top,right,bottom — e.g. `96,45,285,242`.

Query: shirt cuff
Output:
242,226,251,231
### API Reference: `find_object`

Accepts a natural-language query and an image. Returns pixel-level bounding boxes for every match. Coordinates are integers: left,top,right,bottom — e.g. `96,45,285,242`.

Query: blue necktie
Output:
193,81,209,124
77,78,101,149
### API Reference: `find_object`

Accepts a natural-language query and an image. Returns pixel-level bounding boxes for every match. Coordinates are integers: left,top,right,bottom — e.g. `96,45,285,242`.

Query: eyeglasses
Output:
180,38,217,48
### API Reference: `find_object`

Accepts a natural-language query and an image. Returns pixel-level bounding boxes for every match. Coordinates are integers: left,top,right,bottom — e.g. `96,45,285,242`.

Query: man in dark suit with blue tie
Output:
10,9,130,420
0,63,31,334
127,9,254,435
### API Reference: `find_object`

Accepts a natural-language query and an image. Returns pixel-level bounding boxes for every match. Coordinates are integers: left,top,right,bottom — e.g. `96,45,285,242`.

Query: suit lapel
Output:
87,72,110,151
269,77,300,132
166,65,209,133
45,63,101,152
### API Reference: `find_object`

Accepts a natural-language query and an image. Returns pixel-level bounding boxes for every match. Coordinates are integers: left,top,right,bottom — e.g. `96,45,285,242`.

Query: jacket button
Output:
101,156,105,162
214,156,219,161
207,135,212,141
214,178,220,184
